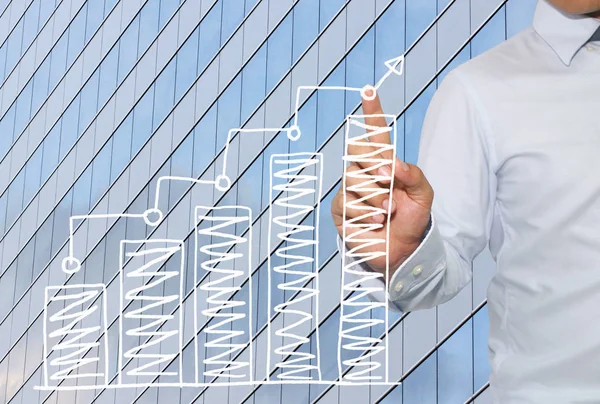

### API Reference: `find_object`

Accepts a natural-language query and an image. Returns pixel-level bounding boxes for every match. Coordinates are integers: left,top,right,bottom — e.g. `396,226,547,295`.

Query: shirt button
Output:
394,282,404,292
586,44,595,52
412,264,423,276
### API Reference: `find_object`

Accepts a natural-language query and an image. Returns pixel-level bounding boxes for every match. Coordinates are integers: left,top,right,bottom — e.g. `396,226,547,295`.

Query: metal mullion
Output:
0,0,39,57
0,0,146,209
0,0,65,95
0,0,87,148
464,381,490,404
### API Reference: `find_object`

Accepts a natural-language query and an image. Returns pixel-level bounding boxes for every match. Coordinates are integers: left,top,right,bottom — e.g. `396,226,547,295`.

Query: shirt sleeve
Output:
338,68,497,313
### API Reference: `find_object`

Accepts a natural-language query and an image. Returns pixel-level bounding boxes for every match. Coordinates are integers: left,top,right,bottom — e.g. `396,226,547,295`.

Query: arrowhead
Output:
384,55,405,76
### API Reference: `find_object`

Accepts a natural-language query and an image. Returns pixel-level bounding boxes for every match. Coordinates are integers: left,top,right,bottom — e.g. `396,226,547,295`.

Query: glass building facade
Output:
0,0,537,403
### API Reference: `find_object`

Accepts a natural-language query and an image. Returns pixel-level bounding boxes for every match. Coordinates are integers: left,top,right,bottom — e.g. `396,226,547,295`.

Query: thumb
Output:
393,158,433,204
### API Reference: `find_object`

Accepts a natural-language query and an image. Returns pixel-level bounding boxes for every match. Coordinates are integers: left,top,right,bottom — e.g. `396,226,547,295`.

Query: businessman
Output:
332,0,600,402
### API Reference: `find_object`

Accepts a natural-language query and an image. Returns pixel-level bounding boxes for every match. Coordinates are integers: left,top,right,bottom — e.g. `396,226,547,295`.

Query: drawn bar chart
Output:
339,114,397,383
43,284,109,389
194,206,253,384
267,152,324,381
118,240,185,385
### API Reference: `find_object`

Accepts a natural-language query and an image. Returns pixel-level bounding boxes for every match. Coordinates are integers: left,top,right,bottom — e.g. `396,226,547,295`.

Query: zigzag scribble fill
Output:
122,245,182,378
47,289,103,382
270,153,322,381
197,212,251,380
340,118,395,381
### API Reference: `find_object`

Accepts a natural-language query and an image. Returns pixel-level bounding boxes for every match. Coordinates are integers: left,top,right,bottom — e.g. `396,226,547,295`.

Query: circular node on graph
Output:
288,125,301,141
215,174,232,192
62,257,82,274
143,208,164,227
361,85,377,101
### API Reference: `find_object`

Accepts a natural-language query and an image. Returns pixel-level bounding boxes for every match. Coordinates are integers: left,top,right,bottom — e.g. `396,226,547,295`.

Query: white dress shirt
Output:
341,1,600,402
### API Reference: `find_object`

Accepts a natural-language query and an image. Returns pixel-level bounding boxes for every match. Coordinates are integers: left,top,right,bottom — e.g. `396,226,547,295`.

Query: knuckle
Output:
331,192,342,210
413,165,424,177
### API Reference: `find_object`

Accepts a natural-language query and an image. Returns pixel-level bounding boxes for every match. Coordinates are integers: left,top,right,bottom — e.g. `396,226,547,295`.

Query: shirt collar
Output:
532,0,600,65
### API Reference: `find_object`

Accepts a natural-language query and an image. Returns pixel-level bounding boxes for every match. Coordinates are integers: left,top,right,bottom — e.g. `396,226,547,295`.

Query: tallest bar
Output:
339,114,397,383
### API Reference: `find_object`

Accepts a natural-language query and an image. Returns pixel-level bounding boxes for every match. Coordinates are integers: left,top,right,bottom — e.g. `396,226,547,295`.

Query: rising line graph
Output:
38,48,406,390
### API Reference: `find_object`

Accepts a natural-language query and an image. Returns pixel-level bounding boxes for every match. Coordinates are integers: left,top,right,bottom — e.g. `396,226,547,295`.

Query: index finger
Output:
360,86,394,161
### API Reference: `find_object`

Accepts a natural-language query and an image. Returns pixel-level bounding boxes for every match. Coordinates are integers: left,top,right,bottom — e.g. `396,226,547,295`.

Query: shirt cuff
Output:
336,214,445,311
387,214,446,302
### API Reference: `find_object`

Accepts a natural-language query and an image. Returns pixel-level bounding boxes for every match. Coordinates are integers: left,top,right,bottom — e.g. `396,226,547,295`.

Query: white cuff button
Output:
394,282,404,292
412,264,423,277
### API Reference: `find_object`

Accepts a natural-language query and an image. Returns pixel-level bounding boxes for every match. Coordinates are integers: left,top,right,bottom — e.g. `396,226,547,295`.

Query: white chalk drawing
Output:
268,152,323,382
36,54,405,391
43,284,109,388
195,205,253,384
118,239,185,385
340,114,397,383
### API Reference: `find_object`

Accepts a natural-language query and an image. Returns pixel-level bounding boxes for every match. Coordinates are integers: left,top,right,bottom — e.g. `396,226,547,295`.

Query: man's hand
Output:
331,88,434,275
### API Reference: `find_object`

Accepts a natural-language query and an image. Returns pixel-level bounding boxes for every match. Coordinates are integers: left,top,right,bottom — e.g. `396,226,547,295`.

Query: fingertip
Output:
361,85,377,101
378,165,392,179
393,158,410,178
400,160,410,172
372,214,385,224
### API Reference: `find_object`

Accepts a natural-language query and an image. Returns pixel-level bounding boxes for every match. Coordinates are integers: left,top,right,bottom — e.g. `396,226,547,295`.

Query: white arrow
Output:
375,54,405,90
384,55,405,76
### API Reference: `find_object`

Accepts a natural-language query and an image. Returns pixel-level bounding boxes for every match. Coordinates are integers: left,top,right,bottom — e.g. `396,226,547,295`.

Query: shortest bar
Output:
43,284,109,389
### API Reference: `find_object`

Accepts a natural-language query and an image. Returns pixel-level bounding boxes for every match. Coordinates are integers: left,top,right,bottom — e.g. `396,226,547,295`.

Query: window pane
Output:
22,0,41,50
5,171,25,228
316,62,345,145
403,354,437,404
198,2,222,71
266,15,293,90
319,0,344,30
152,59,176,130
159,0,180,28
98,46,119,106
91,138,113,204
58,95,81,158
110,115,133,181
23,147,42,205
118,17,141,83
4,21,24,78
474,306,490,389
139,0,160,51
293,0,319,61
79,70,100,132
31,58,51,113
72,166,93,212
86,0,105,40
49,35,69,89
175,29,199,100
192,105,217,177
14,82,33,138
438,319,474,403
0,105,16,157
221,0,245,42
41,122,61,181
133,86,155,153
66,8,87,66
216,76,242,146
241,46,266,119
